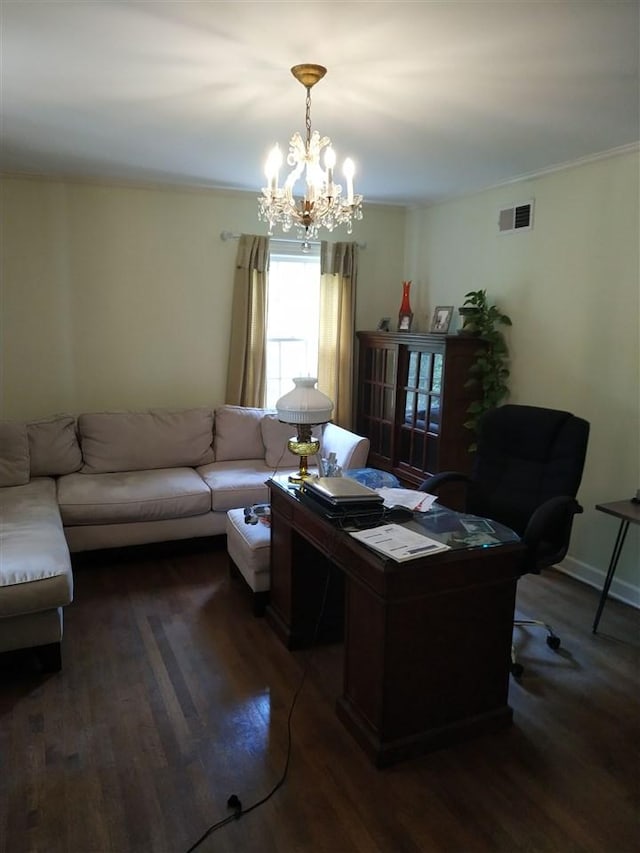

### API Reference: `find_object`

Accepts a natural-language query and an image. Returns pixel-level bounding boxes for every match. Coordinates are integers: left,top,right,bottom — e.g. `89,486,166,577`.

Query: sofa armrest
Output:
320,423,370,470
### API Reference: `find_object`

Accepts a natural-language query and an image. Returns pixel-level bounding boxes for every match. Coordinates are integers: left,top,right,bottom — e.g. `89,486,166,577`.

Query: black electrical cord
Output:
184,531,337,853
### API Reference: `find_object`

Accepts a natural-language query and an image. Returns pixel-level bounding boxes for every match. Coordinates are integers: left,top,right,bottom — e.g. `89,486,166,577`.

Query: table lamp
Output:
275,377,334,482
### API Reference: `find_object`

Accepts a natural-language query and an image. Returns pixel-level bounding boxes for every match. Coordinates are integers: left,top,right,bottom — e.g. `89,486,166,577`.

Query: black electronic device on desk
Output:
297,477,387,526
384,505,415,523
304,477,384,508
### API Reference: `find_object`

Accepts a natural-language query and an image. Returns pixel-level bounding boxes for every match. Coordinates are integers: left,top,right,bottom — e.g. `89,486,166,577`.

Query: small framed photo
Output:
398,312,413,332
430,305,454,334
377,317,391,332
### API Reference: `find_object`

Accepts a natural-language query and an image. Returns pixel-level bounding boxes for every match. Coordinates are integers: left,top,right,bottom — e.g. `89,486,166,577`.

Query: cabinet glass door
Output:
397,347,443,477
359,342,397,464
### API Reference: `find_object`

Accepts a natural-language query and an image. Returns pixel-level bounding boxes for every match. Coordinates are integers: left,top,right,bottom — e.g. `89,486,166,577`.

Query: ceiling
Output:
2,1,638,206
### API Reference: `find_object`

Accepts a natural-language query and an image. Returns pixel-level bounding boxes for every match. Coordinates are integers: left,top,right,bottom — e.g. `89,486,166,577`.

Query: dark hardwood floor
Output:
1,539,638,853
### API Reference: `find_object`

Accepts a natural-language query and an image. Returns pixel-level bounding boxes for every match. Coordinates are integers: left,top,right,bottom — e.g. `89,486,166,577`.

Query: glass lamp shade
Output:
276,377,334,482
275,377,334,425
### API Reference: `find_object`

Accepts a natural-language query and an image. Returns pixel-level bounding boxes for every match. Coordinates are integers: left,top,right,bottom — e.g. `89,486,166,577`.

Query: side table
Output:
593,500,640,633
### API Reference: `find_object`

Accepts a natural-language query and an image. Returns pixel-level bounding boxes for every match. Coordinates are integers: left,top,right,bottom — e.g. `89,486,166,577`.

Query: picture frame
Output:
397,312,413,332
377,317,391,332
430,305,454,334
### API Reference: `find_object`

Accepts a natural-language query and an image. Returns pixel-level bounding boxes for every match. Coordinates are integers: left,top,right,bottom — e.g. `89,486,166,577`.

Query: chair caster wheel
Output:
511,662,524,678
547,635,561,650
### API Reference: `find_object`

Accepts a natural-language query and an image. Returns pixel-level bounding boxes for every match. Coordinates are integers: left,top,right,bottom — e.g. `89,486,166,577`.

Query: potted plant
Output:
460,289,512,449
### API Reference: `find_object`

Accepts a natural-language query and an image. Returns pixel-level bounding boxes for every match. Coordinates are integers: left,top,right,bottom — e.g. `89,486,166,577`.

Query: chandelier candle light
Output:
258,64,363,242
275,377,334,482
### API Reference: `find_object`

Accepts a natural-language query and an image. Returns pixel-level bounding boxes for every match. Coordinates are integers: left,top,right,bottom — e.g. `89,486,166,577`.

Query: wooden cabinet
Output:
355,331,482,489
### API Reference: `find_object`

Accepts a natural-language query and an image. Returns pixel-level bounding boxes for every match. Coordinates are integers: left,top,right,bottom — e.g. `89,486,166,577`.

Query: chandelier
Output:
258,64,363,241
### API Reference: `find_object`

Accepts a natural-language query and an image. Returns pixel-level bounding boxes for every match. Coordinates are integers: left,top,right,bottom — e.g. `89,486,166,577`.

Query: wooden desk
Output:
266,479,524,767
593,500,640,633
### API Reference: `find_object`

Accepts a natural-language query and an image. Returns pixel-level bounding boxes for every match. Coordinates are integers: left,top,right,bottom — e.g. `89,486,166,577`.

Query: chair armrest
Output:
419,471,470,493
524,495,583,543
523,495,583,569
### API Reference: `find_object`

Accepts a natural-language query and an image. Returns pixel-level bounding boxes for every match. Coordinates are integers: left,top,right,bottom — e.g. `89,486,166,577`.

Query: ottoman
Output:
226,508,271,615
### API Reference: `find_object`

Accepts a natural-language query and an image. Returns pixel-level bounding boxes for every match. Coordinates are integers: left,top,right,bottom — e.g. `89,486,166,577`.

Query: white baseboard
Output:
557,555,640,609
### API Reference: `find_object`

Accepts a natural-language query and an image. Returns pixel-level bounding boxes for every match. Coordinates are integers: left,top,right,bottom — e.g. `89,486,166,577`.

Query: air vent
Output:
498,200,534,234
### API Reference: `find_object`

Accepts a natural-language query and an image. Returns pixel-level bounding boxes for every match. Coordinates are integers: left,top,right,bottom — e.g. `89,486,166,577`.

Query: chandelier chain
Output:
305,89,312,148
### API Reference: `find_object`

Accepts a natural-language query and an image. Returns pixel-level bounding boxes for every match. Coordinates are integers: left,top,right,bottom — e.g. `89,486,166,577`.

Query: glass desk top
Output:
405,504,520,551
268,476,520,553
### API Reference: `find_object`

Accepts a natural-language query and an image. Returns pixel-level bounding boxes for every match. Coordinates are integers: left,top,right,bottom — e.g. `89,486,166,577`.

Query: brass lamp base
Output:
287,427,321,483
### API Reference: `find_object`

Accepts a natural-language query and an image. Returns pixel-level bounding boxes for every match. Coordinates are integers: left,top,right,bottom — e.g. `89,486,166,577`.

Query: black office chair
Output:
420,404,590,677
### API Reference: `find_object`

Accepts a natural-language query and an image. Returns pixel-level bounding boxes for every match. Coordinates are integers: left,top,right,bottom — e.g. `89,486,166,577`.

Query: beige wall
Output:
2,155,637,602
405,149,640,602
0,176,405,418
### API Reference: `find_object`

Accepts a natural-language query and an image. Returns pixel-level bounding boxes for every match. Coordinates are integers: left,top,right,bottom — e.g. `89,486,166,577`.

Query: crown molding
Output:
410,142,640,210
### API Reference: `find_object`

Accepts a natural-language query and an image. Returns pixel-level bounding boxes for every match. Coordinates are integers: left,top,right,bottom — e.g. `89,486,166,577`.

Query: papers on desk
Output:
376,488,438,512
350,523,450,562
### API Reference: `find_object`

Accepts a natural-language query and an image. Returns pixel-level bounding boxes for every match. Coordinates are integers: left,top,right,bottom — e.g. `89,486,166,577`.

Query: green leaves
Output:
462,290,512,447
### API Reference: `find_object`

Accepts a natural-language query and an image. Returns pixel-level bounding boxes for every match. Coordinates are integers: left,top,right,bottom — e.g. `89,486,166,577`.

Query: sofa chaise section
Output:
0,477,73,670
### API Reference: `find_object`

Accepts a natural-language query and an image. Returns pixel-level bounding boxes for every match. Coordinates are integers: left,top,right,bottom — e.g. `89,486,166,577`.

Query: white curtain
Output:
225,234,270,406
318,241,359,429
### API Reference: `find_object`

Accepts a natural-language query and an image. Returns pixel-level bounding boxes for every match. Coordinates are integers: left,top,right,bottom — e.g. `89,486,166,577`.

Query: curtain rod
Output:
220,230,366,249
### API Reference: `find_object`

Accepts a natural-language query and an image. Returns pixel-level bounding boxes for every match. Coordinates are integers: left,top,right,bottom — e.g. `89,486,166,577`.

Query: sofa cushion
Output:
261,414,322,469
0,422,30,487
214,406,267,462
28,415,83,477
197,460,277,511
0,478,73,616
57,468,212,525
78,408,215,474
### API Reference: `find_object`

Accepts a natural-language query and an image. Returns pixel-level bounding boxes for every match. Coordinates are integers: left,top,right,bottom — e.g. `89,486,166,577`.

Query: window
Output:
265,242,321,408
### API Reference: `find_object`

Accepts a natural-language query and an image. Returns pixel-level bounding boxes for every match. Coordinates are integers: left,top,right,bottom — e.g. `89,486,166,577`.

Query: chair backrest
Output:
465,404,590,538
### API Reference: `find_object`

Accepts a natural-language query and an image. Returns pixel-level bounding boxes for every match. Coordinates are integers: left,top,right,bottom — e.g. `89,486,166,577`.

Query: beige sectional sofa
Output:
0,405,369,670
